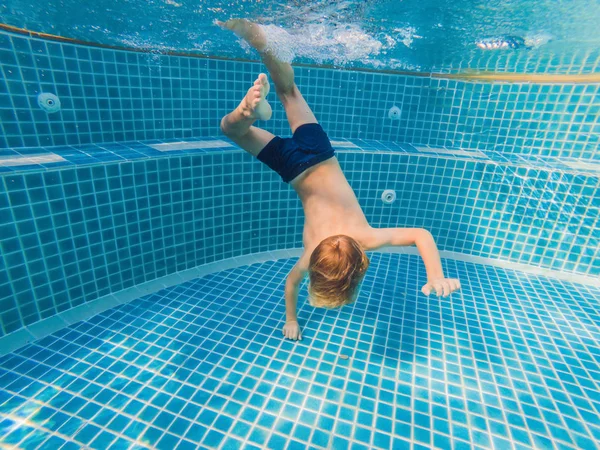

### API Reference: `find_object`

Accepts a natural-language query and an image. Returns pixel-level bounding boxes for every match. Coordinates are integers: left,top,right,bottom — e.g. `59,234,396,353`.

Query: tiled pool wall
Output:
1,147,598,338
0,29,599,340
1,29,599,159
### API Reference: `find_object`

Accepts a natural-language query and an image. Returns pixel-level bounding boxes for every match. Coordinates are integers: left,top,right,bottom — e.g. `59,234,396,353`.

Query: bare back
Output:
290,157,371,257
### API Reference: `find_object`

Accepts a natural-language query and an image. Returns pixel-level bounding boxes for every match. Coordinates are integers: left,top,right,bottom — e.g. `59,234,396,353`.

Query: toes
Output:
252,85,265,100
217,19,235,31
247,86,262,101
254,75,267,86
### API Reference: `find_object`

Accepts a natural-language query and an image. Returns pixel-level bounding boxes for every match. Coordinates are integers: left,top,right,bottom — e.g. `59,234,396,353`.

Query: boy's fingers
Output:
423,279,461,297
282,324,302,340
443,281,450,297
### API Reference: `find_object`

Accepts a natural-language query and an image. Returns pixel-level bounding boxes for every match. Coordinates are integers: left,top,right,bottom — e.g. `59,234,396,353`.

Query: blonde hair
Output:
308,235,370,309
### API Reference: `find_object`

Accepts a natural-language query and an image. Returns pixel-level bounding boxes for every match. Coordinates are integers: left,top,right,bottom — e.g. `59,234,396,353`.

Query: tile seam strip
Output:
380,247,600,287
0,247,596,358
1,144,599,177
149,140,234,151
2,23,600,82
0,153,66,165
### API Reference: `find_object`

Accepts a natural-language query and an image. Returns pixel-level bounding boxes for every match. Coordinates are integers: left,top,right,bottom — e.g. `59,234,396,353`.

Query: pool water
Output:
1,0,599,73
1,0,599,447
1,253,599,449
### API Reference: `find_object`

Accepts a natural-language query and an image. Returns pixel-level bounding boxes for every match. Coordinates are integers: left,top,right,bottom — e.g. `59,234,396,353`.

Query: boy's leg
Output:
262,52,318,133
218,19,318,133
220,74,275,157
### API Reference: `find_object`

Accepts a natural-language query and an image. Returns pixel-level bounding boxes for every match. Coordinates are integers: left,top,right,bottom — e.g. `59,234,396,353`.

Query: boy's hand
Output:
283,320,302,340
422,278,461,297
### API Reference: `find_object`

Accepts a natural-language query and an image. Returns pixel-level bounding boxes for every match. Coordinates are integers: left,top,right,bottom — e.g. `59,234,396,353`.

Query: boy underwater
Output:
218,19,461,340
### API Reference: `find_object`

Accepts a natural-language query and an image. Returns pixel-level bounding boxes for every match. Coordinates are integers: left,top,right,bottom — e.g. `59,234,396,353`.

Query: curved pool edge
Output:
2,22,600,83
0,249,298,358
1,247,597,358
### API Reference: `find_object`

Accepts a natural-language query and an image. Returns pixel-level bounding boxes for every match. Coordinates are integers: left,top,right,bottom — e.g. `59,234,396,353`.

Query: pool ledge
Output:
1,247,597,357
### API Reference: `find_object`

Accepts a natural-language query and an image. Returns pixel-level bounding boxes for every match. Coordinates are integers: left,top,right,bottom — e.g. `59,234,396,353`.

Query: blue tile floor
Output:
1,253,599,450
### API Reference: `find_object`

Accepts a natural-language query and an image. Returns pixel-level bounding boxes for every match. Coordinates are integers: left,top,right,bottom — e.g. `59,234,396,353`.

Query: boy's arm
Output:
367,228,460,296
283,255,309,340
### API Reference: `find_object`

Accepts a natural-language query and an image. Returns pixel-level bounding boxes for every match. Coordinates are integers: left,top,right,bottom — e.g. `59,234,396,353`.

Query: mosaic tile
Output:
0,29,598,160
0,255,599,449
0,26,599,450
0,147,598,338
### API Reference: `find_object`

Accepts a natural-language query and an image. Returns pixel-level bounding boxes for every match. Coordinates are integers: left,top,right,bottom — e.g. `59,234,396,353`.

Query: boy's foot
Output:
237,73,272,121
216,19,267,52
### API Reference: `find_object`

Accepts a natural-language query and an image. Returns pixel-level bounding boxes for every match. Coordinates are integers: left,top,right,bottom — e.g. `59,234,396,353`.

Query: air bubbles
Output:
256,23,386,66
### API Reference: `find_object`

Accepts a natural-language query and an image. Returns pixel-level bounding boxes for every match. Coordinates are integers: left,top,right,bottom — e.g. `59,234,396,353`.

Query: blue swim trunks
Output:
257,123,335,183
